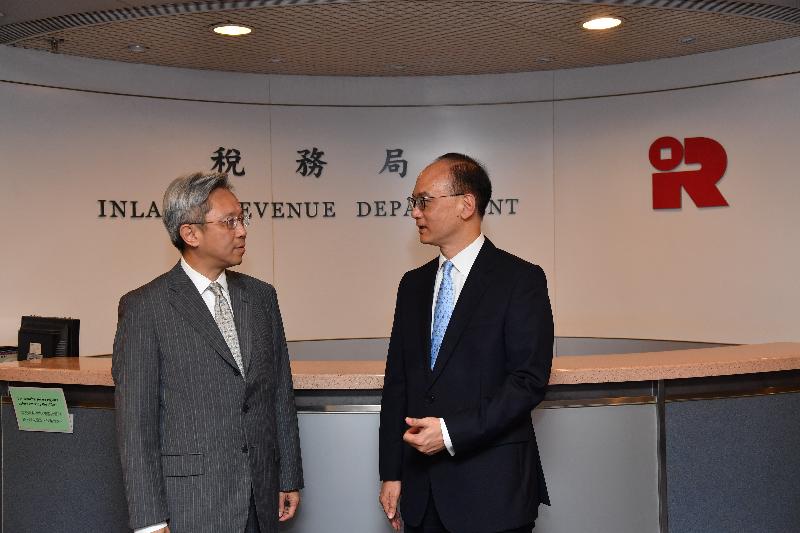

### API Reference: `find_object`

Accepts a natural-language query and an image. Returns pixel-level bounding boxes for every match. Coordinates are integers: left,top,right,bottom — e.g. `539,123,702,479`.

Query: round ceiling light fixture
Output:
582,17,622,30
127,44,148,53
212,24,252,36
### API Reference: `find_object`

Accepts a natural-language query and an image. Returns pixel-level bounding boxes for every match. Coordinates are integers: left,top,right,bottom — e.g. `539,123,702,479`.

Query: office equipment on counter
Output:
17,316,79,360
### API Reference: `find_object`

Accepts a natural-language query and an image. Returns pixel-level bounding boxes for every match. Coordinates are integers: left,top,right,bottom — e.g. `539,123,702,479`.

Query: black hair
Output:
435,153,492,217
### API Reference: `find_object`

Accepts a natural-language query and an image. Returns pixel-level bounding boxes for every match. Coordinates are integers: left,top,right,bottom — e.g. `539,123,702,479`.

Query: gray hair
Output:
162,172,233,250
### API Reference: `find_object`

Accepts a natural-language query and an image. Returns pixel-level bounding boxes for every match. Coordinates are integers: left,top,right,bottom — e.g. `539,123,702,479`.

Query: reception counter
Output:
1,343,799,532
3,341,800,387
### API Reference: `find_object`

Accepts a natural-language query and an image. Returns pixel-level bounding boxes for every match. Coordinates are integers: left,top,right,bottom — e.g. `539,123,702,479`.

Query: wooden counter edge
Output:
0,342,798,389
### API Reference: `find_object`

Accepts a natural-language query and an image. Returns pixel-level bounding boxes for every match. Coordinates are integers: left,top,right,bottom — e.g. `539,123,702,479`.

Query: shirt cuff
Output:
135,522,168,533
440,418,455,456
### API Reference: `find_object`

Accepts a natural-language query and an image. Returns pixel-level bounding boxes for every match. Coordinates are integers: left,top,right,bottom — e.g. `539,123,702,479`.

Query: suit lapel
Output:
227,273,254,377
428,239,498,389
166,262,240,373
418,259,438,376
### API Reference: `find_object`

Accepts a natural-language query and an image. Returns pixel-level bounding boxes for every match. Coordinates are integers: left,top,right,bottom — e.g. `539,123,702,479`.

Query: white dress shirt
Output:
181,257,233,319
431,234,485,456
134,259,232,533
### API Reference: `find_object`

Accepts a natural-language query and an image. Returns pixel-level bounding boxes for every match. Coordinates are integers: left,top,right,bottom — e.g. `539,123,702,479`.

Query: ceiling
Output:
2,0,800,76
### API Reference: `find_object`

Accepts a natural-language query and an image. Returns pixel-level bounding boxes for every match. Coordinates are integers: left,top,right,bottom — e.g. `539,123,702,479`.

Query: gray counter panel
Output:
666,392,800,533
1,404,129,532
282,405,660,533
280,413,390,532
1,374,796,532
534,404,659,533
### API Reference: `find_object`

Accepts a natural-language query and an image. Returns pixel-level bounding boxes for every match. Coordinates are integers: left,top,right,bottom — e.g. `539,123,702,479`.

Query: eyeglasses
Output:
407,194,464,211
191,212,252,230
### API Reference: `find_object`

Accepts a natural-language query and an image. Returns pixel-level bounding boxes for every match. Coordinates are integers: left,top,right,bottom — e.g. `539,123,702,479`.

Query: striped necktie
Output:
208,282,245,376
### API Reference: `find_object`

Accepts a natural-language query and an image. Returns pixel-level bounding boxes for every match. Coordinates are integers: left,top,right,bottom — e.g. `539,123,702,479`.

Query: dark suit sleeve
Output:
379,276,408,481
111,293,170,529
445,265,554,455
267,285,304,491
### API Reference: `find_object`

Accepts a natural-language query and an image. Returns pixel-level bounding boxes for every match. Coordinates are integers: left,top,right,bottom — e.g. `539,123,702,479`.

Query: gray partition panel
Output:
2,404,130,532
280,412,392,533
666,393,800,533
534,404,660,533
282,405,660,533
11,375,793,533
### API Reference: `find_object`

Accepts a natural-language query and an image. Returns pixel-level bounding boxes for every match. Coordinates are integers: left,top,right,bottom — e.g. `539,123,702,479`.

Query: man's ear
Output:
460,193,477,220
179,223,201,249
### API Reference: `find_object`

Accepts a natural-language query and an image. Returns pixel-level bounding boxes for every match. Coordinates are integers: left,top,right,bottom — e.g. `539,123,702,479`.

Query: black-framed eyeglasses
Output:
191,212,252,230
407,194,464,211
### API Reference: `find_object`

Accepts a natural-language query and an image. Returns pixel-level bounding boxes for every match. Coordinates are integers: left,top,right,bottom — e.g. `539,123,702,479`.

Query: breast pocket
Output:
161,453,204,477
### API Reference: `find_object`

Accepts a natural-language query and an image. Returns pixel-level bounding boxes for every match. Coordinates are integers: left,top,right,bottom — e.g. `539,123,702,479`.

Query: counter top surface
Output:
0,342,798,389
551,341,800,384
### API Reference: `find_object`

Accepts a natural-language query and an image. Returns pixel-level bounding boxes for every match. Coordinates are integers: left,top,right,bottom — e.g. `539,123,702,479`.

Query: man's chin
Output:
229,251,245,266
418,235,436,246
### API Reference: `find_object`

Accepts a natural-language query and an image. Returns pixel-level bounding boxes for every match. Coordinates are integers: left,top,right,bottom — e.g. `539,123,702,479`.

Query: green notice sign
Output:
9,386,71,433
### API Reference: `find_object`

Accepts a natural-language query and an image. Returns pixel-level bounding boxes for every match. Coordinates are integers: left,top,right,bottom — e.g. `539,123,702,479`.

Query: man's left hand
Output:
278,491,300,521
403,417,445,455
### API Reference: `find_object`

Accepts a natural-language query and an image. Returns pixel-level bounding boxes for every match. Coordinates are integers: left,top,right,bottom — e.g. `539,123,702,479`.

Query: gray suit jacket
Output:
112,262,303,533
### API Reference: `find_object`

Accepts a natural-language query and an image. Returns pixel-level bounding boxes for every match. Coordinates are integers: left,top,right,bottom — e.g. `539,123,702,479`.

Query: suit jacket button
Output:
242,403,250,413
427,394,435,403
241,445,249,453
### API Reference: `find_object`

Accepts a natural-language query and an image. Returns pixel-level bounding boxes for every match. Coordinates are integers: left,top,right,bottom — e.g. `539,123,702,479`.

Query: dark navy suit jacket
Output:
379,239,554,532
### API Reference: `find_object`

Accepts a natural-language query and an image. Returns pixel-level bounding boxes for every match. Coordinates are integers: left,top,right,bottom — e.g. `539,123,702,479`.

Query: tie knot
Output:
208,282,223,297
442,260,454,276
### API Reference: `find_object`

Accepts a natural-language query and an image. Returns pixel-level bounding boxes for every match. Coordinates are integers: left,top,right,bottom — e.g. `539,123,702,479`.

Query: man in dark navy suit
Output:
379,154,554,533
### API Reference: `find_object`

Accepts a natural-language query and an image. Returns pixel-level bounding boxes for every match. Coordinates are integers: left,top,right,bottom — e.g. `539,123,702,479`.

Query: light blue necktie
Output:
430,260,455,370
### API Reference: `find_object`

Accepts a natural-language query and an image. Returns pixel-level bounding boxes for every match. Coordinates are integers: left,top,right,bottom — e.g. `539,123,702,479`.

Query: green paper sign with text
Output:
9,386,71,433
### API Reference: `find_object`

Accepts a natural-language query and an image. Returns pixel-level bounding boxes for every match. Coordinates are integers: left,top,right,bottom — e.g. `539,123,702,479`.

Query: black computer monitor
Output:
17,316,80,360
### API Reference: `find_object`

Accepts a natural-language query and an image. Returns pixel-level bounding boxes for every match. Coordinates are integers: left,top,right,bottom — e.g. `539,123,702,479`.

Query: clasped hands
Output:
403,416,445,455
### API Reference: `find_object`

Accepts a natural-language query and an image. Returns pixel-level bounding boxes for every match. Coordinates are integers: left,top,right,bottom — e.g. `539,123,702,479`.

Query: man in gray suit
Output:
113,172,303,533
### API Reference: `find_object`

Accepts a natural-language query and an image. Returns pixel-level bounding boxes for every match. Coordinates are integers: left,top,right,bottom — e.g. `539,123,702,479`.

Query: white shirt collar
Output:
180,257,229,295
438,234,485,276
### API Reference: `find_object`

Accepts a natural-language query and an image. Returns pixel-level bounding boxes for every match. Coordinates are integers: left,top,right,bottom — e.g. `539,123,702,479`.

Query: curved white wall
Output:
2,38,799,353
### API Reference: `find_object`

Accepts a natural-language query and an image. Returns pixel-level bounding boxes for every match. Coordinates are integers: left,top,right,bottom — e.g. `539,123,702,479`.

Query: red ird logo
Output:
649,136,728,209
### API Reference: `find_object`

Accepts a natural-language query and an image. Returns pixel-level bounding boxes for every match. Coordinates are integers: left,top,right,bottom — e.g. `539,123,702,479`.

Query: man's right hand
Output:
379,480,402,531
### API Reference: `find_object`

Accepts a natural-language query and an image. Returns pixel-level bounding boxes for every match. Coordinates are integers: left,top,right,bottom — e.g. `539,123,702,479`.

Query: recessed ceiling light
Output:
212,24,252,36
269,57,284,63
387,64,406,71
537,56,555,63
679,36,697,44
582,17,622,30
127,44,148,53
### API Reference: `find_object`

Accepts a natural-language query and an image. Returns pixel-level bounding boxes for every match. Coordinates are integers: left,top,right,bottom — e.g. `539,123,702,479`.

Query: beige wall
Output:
1,39,799,353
